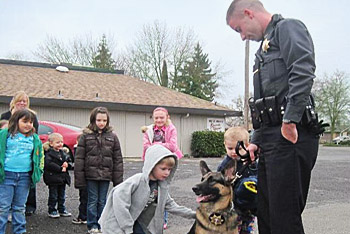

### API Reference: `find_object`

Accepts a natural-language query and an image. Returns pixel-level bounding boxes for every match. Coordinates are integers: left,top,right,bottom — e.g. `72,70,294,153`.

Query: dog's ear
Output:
221,159,237,182
199,160,211,176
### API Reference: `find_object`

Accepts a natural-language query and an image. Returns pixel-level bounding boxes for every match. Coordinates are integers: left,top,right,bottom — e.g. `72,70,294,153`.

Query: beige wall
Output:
1,104,210,157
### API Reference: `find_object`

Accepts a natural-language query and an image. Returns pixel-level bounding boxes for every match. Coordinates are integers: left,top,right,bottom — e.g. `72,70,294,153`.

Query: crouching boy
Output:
99,144,195,234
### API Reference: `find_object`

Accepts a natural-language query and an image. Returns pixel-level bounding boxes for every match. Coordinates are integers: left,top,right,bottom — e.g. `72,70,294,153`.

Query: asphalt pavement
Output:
5,145,350,234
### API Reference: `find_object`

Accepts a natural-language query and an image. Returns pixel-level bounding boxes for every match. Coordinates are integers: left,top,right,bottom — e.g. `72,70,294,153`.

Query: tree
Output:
176,43,218,101
160,60,168,87
91,34,116,70
123,21,195,87
33,34,117,67
226,95,245,127
313,70,350,137
33,34,97,65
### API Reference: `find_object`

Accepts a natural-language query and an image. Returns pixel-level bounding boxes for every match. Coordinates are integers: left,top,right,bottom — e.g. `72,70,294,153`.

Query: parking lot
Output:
6,145,350,234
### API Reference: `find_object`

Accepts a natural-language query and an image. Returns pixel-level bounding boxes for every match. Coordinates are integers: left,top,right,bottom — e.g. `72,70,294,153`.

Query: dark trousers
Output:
133,221,146,234
48,185,66,213
257,125,319,234
25,186,36,213
78,187,88,220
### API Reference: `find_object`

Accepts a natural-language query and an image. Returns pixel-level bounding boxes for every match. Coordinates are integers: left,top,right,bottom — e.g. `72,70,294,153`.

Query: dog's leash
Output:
231,141,258,186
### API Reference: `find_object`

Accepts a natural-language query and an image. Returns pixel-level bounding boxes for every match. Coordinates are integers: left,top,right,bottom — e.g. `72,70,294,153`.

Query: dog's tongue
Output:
196,195,211,203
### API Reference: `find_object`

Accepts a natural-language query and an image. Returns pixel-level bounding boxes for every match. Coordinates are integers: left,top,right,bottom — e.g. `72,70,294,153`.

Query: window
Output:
38,124,53,135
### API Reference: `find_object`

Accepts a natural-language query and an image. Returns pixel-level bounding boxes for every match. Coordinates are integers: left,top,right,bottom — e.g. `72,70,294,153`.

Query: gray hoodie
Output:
99,144,195,234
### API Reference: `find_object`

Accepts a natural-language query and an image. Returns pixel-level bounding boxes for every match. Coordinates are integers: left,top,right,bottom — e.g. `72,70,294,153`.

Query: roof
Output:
0,59,240,117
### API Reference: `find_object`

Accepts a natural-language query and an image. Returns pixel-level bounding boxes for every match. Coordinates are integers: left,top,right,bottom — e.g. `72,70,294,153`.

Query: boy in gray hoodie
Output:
99,144,195,234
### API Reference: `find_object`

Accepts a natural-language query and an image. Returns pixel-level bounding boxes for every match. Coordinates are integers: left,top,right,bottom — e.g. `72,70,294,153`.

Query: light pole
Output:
244,40,250,130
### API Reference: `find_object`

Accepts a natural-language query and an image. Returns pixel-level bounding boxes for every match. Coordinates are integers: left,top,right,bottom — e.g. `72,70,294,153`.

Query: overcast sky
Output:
1,0,349,105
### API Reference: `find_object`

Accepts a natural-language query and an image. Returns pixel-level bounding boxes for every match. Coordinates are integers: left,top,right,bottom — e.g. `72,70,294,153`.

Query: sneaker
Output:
163,223,168,229
87,228,100,233
59,210,72,217
72,218,87,224
48,211,60,218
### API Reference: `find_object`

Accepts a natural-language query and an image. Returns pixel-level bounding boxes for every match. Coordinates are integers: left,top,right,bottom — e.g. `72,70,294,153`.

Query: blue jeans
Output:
48,185,66,213
164,210,168,224
0,171,31,234
86,180,109,230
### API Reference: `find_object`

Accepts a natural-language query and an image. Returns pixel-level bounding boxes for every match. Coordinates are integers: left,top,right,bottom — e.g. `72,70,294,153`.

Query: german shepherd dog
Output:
188,160,240,234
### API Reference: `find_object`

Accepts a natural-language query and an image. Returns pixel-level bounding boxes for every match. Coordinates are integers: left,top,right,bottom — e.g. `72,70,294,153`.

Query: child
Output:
74,107,123,234
142,107,183,160
0,109,44,234
72,134,88,225
217,126,258,234
43,133,72,218
99,144,196,234
142,107,183,229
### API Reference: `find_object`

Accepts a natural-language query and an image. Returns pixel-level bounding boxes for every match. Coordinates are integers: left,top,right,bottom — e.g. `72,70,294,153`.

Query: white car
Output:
332,136,350,144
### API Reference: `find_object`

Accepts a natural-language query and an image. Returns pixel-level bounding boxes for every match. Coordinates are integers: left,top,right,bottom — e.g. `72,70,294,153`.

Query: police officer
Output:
226,1,320,234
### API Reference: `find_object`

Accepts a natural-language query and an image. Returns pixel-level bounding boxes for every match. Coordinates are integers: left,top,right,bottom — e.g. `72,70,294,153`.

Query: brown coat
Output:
74,127,123,188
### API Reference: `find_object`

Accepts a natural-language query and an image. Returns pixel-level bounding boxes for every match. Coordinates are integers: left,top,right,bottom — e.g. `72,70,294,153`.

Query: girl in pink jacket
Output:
142,107,183,161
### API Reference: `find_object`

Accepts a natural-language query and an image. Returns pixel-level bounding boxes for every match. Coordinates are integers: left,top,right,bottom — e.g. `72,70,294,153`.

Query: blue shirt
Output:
4,133,34,172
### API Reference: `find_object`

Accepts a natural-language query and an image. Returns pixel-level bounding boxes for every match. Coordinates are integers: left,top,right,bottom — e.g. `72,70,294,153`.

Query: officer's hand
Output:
247,144,258,162
281,122,298,144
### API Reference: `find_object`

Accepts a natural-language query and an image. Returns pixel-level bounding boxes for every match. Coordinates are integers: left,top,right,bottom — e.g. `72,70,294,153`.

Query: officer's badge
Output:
262,38,270,53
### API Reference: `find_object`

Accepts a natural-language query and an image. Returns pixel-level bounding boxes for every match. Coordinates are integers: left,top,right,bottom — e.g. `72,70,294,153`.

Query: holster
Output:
253,96,285,127
248,97,260,129
301,95,325,135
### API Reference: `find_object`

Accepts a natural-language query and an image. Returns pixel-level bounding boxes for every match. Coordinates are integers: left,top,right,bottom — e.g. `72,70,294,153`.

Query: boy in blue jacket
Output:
217,127,258,234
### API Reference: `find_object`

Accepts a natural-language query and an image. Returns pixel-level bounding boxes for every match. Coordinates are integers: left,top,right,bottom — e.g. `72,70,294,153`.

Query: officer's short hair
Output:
226,0,265,24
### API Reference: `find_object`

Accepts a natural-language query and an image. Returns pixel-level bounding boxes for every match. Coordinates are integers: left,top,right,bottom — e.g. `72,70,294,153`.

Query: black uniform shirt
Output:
251,14,316,145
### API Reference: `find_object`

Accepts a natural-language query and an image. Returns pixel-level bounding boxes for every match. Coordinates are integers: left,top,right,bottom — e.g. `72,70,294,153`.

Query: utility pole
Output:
244,40,250,130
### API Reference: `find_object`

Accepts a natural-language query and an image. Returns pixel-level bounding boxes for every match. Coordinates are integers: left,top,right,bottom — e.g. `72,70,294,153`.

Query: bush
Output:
339,140,350,146
191,130,226,157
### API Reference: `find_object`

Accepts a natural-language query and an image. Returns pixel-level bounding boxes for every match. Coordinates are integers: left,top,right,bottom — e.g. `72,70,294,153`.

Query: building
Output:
0,59,240,157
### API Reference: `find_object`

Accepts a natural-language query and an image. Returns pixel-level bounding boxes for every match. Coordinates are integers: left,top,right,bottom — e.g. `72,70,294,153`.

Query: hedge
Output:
191,130,226,157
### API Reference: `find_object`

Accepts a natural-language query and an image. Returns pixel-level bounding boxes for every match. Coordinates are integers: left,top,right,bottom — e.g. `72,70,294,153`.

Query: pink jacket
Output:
142,123,183,160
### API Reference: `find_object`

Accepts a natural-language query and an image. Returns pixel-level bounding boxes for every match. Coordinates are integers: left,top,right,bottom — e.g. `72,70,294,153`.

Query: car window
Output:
38,124,53,135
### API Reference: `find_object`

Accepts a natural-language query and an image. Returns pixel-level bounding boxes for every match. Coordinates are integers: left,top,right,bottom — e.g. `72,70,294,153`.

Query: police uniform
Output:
250,14,319,234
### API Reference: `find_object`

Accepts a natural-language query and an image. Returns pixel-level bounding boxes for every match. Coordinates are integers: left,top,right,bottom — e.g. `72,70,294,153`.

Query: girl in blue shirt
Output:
0,109,44,234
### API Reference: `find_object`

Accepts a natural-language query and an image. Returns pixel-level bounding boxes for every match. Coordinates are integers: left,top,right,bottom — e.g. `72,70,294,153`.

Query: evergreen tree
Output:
177,43,218,101
161,60,169,87
92,34,115,70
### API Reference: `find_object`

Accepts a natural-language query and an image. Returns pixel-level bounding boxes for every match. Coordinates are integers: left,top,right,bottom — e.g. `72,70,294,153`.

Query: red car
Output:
38,121,82,162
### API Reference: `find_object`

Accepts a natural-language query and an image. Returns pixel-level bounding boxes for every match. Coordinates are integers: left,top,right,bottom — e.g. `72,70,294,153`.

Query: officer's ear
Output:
244,9,254,19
